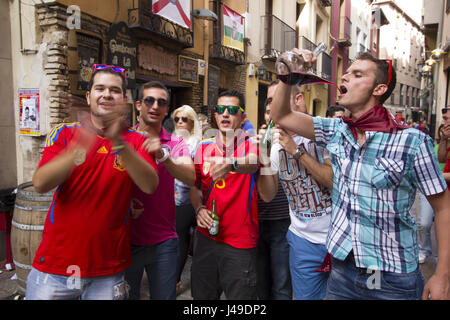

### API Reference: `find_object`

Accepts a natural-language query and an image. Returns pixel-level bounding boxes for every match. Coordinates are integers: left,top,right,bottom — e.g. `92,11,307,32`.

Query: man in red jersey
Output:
190,90,260,299
26,65,159,300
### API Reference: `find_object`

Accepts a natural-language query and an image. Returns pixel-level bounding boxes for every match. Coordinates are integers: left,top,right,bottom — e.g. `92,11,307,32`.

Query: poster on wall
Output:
152,0,191,29
19,89,40,136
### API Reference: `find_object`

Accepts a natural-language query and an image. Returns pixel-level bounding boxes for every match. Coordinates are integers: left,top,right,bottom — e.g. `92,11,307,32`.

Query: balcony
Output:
209,43,245,65
128,0,193,50
338,16,352,47
261,14,296,60
321,52,332,82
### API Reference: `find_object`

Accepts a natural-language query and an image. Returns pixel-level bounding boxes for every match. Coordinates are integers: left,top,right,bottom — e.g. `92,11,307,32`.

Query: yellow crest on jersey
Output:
113,154,126,171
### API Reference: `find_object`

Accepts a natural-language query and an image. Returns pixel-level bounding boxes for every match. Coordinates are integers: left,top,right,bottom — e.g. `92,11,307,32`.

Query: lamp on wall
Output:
431,48,446,59
257,64,267,80
425,58,437,66
191,9,218,22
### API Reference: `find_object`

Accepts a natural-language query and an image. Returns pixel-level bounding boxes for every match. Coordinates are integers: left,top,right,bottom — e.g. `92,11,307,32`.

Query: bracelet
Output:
195,205,206,216
111,144,126,155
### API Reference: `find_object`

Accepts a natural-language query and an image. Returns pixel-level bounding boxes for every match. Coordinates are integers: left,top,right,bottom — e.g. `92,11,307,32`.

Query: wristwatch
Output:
231,157,239,171
156,147,170,164
293,144,306,160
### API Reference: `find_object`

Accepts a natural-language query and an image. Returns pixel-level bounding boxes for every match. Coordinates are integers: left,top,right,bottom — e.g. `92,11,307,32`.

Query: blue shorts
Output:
286,230,329,300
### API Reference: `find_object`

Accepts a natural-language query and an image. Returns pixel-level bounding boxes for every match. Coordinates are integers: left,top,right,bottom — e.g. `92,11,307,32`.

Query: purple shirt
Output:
130,127,189,246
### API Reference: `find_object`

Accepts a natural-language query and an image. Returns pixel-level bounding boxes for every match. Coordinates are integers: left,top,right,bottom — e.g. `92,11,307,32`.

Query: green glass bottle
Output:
209,200,219,237
261,120,275,150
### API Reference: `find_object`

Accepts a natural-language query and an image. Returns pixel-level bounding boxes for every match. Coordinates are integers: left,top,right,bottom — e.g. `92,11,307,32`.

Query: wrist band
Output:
195,205,206,216
111,144,125,155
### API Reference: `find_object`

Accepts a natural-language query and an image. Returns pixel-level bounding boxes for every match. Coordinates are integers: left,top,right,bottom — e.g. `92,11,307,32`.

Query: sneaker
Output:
418,252,427,264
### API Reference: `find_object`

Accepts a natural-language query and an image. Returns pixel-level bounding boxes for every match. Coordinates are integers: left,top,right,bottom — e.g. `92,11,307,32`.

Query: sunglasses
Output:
174,116,189,123
91,64,125,75
381,59,392,87
215,105,245,115
142,96,169,107
442,108,450,114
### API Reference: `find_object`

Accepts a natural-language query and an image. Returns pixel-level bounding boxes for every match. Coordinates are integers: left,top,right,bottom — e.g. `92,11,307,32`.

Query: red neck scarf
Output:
342,105,410,141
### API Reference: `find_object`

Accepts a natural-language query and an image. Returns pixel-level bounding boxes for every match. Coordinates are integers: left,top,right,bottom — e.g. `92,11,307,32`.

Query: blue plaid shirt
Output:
313,117,447,273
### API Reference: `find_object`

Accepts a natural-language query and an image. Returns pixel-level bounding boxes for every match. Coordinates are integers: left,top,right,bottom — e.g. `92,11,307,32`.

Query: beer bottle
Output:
209,199,219,237
261,120,275,151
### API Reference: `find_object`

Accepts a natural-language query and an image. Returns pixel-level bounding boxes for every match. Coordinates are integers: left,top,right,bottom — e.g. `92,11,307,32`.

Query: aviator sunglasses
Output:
142,96,169,107
174,116,189,123
215,105,245,115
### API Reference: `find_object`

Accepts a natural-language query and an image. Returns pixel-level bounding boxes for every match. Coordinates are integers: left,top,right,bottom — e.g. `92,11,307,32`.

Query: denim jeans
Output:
256,218,292,300
125,237,179,300
416,192,434,257
326,255,424,300
286,230,329,300
26,268,128,300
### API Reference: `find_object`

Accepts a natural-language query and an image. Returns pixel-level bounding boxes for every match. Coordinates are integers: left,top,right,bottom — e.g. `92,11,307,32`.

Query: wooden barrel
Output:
11,182,54,294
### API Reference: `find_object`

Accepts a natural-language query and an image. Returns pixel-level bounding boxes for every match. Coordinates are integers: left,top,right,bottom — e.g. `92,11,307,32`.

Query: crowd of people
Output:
25,50,450,300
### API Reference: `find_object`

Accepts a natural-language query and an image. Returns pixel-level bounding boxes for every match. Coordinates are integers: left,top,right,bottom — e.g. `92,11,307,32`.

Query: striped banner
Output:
222,4,244,52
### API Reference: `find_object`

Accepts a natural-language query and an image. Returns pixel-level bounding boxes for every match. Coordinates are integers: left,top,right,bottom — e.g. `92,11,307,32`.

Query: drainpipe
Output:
429,0,444,139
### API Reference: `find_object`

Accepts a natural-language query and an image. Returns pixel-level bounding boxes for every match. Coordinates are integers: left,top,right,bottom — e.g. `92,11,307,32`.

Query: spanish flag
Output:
222,4,244,52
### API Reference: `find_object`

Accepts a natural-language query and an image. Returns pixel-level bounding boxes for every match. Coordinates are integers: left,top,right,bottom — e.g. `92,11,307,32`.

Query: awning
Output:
372,7,390,28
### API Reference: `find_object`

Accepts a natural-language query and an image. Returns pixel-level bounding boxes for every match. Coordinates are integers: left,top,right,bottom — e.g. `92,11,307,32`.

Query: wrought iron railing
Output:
299,36,317,73
260,14,296,60
209,43,245,65
340,16,352,41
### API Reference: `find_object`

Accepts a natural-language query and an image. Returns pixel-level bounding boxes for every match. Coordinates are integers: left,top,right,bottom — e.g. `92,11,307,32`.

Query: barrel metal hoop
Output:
15,203,49,212
11,220,44,231
12,259,32,270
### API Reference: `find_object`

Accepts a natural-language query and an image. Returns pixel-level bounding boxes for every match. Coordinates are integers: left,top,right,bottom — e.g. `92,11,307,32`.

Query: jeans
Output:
191,231,257,300
125,237,179,300
416,192,434,257
286,230,329,300
326,255,424,300
26,268,128,300
256,218,292,300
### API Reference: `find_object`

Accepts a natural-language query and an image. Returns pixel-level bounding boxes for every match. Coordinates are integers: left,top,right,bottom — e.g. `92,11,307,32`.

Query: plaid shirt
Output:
313,117,447,273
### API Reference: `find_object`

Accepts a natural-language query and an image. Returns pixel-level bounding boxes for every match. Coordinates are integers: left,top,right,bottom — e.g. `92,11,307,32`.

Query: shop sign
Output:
76,33,101,91
178,55,198,84
106,22,137,89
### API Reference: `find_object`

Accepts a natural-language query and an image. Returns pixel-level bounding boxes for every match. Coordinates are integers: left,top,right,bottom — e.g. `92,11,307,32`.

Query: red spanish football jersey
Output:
32,123,157,277
194,135,259,249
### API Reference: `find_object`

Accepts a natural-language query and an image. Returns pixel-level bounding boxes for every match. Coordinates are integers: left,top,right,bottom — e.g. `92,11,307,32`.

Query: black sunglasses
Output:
442,108,450,114
142,96,168,107
174,116,189,123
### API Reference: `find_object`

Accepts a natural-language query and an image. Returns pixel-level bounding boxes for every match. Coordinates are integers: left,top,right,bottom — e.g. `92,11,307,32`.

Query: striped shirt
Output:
313,117,447,273
257,182,290,220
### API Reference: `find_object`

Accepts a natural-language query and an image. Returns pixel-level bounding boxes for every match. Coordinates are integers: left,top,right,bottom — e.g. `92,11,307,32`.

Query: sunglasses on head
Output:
91,64,125,75
174,116,189,123
381,59,393,87
215,105,244,115
142,96,169,107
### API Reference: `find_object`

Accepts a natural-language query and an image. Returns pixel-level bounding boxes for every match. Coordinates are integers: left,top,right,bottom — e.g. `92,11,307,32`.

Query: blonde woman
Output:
172,105,201,293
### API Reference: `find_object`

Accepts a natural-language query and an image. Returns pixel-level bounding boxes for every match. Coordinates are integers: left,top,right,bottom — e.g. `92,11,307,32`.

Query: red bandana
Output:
342,105,410,141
